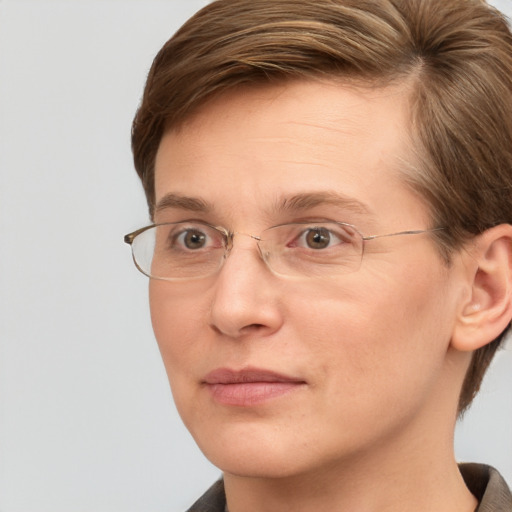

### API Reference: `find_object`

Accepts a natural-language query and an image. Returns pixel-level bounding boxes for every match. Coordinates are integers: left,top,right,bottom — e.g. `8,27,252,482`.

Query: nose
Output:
208,238,284,339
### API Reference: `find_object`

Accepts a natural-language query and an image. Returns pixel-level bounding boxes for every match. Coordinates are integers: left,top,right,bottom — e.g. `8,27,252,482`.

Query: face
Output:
150,80,466,479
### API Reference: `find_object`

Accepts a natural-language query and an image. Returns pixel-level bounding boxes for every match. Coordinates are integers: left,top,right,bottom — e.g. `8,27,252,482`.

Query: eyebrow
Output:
154,191,372,219
155,193,212,214
276,191,372,216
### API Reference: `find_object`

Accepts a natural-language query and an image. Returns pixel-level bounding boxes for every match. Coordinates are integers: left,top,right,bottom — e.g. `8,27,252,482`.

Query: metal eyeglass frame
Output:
124,221,445,280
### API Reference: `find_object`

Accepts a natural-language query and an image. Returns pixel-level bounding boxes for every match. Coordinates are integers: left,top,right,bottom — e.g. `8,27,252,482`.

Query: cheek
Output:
291,267,455,412
149,282,208,377
149,282,217,433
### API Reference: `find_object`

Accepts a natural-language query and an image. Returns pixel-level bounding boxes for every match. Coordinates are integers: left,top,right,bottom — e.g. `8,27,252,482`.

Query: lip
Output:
202,367,306,406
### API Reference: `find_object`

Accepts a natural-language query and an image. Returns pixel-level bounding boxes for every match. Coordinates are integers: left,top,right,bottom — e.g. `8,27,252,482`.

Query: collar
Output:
188,464,512,511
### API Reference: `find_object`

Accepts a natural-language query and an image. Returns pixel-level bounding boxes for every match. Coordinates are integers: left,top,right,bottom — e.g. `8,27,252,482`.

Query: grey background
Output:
0,1,510,511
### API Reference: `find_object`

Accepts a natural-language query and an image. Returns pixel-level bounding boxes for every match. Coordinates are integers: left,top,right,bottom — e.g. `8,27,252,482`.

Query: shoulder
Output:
185,479,226,512
460,463,512,511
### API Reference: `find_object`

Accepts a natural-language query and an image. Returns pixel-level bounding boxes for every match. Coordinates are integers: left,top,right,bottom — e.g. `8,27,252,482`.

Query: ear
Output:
451,224,512,352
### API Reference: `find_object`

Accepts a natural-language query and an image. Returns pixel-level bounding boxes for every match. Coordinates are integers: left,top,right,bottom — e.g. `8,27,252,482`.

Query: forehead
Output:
154,79,427,229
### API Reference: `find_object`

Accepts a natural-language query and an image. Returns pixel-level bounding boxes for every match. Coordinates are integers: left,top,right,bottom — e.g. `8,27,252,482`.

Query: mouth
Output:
202,367,306,407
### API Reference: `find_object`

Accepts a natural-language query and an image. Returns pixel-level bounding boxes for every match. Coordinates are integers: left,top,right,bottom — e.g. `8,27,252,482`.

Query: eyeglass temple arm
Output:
124,225,155,245
362,227,444,241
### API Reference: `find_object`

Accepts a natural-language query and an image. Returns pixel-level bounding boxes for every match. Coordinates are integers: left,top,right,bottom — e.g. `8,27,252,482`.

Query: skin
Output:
150,80,479,511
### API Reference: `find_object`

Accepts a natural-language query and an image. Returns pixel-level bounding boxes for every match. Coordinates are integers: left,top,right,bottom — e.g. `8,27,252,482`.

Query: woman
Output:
125,1,512,509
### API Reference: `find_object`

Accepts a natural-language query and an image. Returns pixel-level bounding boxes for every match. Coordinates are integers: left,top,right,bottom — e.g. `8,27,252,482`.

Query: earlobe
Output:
451,224,512,352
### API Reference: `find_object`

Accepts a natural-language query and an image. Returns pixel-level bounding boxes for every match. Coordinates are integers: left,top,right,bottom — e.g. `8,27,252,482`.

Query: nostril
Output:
240,323,265,334
209,322,267,338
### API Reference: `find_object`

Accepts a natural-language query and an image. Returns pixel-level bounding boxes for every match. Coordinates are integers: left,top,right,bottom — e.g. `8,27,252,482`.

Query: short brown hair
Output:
131,0,512,413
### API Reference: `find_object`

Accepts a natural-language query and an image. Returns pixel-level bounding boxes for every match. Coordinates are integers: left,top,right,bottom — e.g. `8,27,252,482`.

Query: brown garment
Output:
186,464,512,511
460,464,512,512
186,479,226,512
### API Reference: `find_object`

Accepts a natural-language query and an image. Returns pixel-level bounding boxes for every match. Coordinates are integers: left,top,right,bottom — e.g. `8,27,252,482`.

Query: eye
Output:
179,228,208,250
303,227,332,249
166,224,224,251
295,226,348,250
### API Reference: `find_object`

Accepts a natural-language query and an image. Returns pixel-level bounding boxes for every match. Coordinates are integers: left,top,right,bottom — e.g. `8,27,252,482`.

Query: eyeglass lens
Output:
130,222,364,280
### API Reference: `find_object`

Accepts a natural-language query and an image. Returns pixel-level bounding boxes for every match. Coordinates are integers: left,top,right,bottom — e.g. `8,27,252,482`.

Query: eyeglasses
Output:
124,221,443,281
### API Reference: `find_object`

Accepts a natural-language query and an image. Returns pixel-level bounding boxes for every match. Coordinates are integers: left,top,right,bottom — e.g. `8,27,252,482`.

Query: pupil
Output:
306,228,330,249
184,230,206,249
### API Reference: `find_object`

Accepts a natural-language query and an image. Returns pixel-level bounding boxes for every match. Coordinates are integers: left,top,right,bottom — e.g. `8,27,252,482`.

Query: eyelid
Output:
154,218,231,236
269,219,356,231
282,217,343,225
155,217,214,227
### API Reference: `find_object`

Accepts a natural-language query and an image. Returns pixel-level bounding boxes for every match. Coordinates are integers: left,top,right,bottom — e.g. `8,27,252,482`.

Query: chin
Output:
207,450,309,479
189,423,314,479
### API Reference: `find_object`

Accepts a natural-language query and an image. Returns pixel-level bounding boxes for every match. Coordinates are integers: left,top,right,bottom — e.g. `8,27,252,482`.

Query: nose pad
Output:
255,244,273,274
222,232,267,267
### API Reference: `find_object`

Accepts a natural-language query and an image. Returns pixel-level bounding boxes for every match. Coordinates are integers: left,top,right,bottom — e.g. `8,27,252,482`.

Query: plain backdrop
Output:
0,1,511,511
